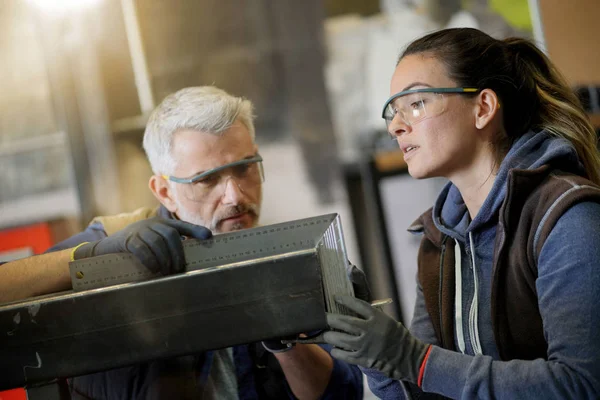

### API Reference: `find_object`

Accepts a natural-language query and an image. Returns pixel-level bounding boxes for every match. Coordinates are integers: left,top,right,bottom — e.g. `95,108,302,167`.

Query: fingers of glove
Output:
326,313,365,335
137,228,174,275
330,347,363,366
149,222,186,273
322,331,363,352
335,295,375,319
161,219,213,240
125,232,162,273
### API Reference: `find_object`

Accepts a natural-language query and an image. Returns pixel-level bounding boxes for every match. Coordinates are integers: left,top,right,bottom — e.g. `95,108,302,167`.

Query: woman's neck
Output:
450,150,499,220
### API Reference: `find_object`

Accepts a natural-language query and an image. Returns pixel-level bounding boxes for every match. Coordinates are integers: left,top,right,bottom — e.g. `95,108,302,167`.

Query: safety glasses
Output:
382,87,479,139
163,154,264,202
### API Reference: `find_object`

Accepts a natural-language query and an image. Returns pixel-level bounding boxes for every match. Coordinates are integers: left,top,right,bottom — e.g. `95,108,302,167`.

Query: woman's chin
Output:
407,165,427,180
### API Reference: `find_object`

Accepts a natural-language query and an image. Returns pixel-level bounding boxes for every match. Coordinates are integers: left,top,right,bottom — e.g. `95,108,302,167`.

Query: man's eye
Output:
234,164,251,176
195,175,218,186
410,100,425,109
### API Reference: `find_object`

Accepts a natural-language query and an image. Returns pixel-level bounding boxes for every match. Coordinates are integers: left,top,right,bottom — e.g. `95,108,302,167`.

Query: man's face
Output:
166,121,262,233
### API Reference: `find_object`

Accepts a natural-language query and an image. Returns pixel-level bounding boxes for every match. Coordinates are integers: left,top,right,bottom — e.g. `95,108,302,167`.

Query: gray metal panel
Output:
0,251,326,391
317,215,355,316
69,213,343,291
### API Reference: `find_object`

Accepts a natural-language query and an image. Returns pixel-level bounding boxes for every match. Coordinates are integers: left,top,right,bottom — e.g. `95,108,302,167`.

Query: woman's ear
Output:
474,89,501,130
149,175,177,213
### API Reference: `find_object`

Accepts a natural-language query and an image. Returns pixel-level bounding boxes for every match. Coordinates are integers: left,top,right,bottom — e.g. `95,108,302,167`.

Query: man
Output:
2,86,363,399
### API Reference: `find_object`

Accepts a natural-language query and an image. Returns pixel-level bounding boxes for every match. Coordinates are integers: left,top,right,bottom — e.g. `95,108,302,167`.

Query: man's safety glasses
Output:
382,87,479,140
163,154,264,202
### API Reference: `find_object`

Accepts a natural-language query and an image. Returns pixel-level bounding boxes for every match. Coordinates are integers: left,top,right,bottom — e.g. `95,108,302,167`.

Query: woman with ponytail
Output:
323,28,600,399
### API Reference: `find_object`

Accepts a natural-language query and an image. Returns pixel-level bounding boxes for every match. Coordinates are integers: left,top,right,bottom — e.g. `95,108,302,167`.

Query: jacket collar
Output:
409,165,555,248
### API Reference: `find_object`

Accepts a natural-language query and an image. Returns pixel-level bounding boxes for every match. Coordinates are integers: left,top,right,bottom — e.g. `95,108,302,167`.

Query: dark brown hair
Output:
400,28,600,184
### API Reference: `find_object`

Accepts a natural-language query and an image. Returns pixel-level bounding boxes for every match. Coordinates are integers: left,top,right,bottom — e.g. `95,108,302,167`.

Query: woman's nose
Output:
388,114,410,139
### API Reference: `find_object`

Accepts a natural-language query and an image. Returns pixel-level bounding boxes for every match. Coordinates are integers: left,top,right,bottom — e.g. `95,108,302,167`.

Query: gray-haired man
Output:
8,87,363,399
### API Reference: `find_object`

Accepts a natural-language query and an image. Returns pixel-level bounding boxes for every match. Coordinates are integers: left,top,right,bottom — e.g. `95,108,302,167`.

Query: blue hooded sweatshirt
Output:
365,130,600,399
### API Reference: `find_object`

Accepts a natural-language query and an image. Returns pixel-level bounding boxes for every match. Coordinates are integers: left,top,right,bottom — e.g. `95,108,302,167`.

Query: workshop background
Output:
1,0,599,396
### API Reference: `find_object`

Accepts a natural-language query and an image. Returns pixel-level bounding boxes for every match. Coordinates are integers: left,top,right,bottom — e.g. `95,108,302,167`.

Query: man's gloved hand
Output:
73,217,212,275
323,295,430,384
347,262,372,303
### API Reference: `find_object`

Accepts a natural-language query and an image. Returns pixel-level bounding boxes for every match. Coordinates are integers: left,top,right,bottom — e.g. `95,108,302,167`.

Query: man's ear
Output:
474,88,501,130
149,175,177,213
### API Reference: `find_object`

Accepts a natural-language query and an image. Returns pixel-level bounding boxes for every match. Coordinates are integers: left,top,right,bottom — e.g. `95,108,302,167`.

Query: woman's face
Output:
388,54,481,180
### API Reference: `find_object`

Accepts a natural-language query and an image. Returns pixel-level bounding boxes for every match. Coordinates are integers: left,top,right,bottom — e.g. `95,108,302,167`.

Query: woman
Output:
323,28,600,399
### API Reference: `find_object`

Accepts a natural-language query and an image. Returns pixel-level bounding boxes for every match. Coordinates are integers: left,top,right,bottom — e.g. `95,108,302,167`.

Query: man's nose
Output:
220,176,245,205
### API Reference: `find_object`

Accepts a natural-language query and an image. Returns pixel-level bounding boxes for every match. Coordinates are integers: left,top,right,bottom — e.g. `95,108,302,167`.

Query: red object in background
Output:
0,224,69,397
0,389,26,400
0,224,54,395
0,222,54,256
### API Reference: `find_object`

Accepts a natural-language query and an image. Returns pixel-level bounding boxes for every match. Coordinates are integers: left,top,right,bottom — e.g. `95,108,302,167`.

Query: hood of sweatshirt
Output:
432,130,585,240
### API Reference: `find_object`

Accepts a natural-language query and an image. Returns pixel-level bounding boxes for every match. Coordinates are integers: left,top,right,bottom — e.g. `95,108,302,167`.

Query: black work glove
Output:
323,295,430,384
73,217,212,275
347,262,372,303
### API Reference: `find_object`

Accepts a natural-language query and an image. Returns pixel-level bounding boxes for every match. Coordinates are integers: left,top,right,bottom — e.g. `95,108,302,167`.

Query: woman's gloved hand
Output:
323,295,430,384
73,217,212,275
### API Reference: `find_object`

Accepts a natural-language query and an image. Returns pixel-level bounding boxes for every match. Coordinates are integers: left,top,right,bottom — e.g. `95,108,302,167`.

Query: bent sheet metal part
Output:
0,213,355,390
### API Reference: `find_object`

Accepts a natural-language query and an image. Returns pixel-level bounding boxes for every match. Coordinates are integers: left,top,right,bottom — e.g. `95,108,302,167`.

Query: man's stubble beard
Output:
174,196,261,234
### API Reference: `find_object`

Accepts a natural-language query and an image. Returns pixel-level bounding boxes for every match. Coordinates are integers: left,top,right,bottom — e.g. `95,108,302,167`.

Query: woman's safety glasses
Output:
163,154,264,202
381,87,479,140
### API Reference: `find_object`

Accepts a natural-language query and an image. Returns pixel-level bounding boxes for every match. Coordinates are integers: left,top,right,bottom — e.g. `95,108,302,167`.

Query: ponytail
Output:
504,38,600,185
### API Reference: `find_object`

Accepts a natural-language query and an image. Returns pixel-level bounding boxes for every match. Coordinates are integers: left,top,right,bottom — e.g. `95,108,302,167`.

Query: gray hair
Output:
143,86,256,174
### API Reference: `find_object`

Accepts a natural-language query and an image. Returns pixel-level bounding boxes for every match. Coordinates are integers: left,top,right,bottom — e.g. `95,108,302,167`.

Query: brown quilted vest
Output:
413,166,600,361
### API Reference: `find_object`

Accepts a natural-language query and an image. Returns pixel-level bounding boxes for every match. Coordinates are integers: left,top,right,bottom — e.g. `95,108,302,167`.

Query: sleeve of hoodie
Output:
419,201,600,399
281,344,363,400
363,282,442,399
